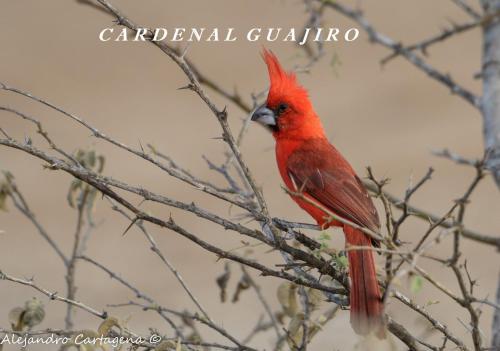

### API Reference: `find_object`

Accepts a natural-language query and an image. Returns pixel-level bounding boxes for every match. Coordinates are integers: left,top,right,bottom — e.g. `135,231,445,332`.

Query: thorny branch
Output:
0,73,490,351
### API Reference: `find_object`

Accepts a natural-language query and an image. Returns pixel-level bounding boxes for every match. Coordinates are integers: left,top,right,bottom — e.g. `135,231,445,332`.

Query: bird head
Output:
251,49,323,139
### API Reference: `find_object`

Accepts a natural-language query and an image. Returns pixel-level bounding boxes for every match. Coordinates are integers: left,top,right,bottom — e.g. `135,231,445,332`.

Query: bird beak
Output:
251,105,276,128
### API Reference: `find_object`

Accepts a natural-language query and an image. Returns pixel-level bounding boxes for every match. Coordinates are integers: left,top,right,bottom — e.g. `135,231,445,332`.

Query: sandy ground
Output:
1,1,499,350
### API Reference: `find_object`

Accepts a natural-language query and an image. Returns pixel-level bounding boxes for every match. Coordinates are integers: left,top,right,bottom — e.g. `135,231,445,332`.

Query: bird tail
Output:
343,225,385,337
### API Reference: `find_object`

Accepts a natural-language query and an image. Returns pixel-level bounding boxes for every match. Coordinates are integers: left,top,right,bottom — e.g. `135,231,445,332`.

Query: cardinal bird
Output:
251,50,384,336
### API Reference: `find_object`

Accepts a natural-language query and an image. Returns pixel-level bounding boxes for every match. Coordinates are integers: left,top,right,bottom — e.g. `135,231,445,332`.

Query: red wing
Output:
286,147,380,233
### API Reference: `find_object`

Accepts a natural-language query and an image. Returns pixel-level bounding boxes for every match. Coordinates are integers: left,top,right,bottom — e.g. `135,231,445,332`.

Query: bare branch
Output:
362,179,500,249
92,0,272,225
382,19,481,64
451,0,482,19
240,265,282,339
106,202,214,324
320,0,480,108
0,270,107,320
1,174,68,265
65,185,94,330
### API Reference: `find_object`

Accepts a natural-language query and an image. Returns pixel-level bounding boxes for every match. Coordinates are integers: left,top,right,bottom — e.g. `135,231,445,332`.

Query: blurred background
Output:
1,0,499,350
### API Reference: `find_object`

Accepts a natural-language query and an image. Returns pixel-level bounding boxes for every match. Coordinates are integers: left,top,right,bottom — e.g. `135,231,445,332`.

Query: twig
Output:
2,175,68,265
107,201,215,324
0,85,251,212
362,180,500,249
320,0,480,108
0,137,350,297
447,161,487,350
391,168,434,243
0,270,107,320
92,0,272,223
77,255,184,339
282,186,386,244
381,19,481,64
111,301,258,351
393,291,469,350
240,265,282,339
433,148,479,167
65,185,91,330
451,0,482,19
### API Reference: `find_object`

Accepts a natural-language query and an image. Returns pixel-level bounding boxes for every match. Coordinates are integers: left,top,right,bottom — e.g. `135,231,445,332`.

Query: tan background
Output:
1,1,499,350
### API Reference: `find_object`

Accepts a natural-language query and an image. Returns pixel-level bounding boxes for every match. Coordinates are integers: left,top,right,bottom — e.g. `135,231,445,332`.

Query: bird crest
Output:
262,49,310,110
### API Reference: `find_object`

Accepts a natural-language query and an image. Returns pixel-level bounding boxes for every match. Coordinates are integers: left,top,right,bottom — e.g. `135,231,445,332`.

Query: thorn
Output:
112,17,125,26
180,43,190,59
138,139,145,153
168,213,175,224
218,106,228,121
122,217,138,236
178,83,194,91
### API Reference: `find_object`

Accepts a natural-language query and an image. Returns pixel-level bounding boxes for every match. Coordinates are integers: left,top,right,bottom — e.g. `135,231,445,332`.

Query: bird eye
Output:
276,103,288,115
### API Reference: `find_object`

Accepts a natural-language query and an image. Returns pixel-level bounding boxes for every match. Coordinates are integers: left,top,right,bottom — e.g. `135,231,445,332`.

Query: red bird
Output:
252,50,384,336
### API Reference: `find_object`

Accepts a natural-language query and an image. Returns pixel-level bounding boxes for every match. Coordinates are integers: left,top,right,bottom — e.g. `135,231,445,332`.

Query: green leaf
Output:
336,255,349,269
318,231,331,242
410,275,423,293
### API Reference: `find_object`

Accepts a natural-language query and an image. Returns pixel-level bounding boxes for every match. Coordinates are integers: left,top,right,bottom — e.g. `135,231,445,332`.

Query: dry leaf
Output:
98,316,122,336
232,274,250,303
61,330,103,351
8,307,25,331
215,263,231,302
8,298,45,331
286,312,305,350
154,340,176,351
23,297,45,328
277,282,298,317
0,181,10,212
306,288,324,311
